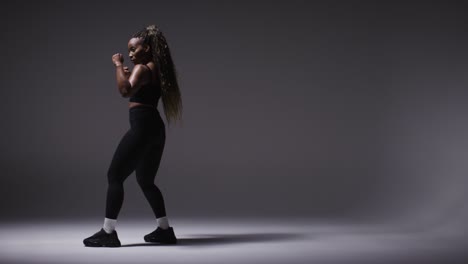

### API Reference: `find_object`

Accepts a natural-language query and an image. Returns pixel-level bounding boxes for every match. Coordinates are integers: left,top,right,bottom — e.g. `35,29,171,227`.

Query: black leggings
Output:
105,105,167,220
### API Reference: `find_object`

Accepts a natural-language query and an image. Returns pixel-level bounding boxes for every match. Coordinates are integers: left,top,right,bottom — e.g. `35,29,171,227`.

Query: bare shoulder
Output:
133,63,151,73
132,64,152,79
128,64,152,87
145,62,157,72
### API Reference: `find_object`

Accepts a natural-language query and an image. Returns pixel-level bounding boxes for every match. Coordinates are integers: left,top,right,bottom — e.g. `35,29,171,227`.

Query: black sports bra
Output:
129,65,161,108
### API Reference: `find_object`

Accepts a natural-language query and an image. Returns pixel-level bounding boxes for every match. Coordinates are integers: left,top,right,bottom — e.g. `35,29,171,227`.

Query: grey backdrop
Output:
1,0,468,228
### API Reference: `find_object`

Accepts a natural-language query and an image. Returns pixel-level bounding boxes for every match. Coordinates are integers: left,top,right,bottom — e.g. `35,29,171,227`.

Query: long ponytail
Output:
132,25,183,126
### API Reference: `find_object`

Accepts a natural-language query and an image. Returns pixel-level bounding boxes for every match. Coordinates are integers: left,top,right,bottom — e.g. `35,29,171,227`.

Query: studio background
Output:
1,1,468,231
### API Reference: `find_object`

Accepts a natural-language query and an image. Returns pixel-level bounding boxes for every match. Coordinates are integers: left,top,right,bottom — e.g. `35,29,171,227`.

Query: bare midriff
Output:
129,102,155,109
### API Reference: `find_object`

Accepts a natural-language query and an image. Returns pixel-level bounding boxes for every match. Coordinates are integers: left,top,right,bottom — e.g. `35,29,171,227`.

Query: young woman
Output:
83,25,183,247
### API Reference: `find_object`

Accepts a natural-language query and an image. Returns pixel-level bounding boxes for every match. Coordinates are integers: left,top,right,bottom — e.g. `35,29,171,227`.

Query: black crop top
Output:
129,65,161,107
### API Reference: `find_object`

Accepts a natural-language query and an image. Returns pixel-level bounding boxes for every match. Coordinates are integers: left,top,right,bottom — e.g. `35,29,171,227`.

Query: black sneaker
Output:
144,226,177,244
83,228,121,247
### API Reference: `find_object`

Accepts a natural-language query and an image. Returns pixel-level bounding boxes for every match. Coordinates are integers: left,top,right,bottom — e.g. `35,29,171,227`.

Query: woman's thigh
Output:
135,129,166,184
107,128,152,183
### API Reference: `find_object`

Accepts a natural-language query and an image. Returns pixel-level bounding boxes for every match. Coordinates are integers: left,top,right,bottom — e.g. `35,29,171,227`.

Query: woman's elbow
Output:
118,84,132,98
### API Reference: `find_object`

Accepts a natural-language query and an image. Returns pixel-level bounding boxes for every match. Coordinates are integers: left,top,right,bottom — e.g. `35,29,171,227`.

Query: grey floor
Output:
0,217,467,264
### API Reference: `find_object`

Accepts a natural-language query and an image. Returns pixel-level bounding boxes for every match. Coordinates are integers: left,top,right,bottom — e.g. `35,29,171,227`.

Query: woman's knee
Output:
107,167,125,185
136,176,156,189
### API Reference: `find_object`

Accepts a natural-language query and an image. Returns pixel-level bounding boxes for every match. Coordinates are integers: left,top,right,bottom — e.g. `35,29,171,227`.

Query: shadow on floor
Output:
121,232,306,247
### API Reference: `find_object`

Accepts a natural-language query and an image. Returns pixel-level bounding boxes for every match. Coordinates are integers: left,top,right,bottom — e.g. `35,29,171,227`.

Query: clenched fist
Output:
112,53,124,66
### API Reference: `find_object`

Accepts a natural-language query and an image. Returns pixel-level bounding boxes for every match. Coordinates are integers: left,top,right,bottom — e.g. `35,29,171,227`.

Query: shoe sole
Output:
84,241,121,247
144,237,177,244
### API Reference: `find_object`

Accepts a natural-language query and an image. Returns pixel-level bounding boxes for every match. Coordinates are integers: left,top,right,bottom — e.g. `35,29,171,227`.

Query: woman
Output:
83,25,183,247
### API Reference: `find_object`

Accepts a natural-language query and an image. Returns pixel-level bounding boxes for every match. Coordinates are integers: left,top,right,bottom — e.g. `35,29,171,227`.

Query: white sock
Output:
157,216,170,230
103,217,117,234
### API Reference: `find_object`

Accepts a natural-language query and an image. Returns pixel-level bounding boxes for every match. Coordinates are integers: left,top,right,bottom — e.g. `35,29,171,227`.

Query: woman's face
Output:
128,37,150,64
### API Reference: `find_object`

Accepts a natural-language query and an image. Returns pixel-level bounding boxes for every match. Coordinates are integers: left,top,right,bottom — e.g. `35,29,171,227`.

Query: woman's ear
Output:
143,44,151,53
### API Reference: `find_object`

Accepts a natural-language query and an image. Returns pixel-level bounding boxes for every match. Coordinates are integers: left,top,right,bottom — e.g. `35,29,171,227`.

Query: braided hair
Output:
132,25,183,126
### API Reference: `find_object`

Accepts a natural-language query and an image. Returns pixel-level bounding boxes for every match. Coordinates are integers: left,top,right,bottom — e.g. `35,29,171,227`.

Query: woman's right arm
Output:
112,53,149,97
